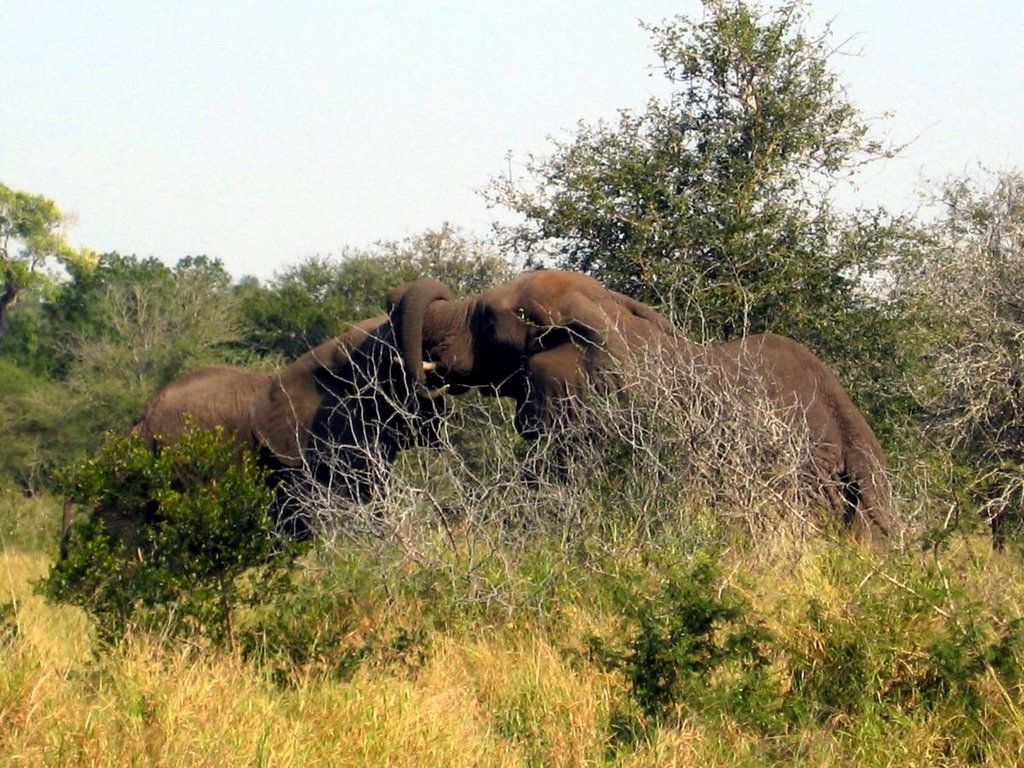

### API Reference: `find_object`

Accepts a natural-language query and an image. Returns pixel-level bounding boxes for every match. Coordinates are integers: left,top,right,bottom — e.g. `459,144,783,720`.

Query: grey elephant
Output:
65,278,452,544
388,269,893,543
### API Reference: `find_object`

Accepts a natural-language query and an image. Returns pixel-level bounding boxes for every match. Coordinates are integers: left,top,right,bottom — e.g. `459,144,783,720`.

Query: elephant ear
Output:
609,290,677,336
252,347,328,465
528,283,674,369
251,325,378,465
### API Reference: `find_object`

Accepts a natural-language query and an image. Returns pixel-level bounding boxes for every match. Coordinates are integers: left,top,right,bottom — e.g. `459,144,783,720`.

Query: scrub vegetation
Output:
4,2,1024,764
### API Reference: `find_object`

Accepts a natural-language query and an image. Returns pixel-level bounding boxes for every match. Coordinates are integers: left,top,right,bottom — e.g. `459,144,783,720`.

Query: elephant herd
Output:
100,269,893,545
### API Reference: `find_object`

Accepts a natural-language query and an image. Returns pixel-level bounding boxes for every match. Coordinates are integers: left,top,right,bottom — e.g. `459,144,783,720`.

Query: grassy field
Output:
5,488,1024,767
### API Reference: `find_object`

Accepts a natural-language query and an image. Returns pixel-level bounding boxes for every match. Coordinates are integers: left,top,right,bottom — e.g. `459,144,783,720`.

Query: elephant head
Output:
242,277,453,510
395,269,676,436
399,268,893,543
252,277,452,464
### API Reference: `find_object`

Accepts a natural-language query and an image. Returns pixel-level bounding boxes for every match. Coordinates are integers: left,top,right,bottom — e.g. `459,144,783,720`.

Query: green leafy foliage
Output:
237,225,513,359
580,546,1024,762
0,282,61,374
51,253,242,382
41,426,303,646
62,254,244,439
0,182,95,348
587,557,781,732
490,0,923,438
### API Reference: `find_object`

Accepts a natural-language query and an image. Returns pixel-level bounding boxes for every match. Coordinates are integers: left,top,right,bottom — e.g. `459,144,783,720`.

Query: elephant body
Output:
76,279,453,545
399,269,893,543
705,333,891,540
251,313,446,502
131,364,271,449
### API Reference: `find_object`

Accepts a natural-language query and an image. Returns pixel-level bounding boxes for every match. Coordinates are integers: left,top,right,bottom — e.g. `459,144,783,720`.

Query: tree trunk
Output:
0,268,19,347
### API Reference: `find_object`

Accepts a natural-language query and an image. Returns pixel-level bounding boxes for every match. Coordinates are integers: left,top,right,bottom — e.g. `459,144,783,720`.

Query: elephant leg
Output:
808,442,861,534
515,344,600,439
841,443,893,544
989,506,1024,550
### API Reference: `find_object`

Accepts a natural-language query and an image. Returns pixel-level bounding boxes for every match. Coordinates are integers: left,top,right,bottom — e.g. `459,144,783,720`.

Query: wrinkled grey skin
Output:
393,269,893,544
62,278,453,547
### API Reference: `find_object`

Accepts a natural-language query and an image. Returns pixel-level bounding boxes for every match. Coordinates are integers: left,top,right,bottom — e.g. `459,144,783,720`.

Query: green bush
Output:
40,426,304,647
785,552,1024,760
586,556,781,733
581,544,1024,761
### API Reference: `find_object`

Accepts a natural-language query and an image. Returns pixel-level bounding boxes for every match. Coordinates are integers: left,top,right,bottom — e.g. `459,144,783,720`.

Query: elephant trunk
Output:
387,277,454,391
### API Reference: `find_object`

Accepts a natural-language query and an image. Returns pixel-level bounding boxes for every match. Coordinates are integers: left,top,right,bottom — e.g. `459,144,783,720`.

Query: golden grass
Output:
5,537,1024,767
0,548,614,767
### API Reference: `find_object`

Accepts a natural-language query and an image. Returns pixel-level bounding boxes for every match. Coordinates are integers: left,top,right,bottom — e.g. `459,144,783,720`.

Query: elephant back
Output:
132,365,270,449
252,316,397,466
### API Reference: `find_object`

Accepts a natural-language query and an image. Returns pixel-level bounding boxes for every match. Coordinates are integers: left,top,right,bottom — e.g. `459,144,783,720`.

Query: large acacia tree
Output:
490,0,920,431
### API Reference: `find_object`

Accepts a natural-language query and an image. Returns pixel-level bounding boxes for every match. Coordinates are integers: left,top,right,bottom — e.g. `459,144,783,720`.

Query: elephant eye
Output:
515,307,537,326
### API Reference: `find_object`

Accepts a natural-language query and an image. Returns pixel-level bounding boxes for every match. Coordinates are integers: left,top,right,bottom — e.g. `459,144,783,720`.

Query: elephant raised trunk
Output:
387,277,454,394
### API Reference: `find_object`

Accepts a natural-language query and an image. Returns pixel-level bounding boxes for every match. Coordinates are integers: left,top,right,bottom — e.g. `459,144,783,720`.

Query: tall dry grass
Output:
1,546,613,767
8,322,1024,765
7,533,1024,766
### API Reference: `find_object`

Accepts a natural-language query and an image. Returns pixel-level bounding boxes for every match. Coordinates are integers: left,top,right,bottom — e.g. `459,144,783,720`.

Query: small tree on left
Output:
42,425,303,647
0,183,95,346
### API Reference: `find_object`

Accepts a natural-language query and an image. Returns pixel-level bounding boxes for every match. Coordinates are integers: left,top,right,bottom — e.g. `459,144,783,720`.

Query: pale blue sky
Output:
3,1,1022,279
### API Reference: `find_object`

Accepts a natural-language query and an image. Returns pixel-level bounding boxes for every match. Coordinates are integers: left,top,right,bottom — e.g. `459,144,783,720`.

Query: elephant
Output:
130,364,273,449
62,277,453,547
391,269,894,543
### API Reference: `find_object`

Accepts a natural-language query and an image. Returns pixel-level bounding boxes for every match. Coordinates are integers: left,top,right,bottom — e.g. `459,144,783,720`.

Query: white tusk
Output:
417,383,449,399
422,361,437,372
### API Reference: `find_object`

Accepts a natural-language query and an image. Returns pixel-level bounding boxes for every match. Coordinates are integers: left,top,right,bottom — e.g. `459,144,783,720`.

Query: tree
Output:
489,0,918,430
59,253,243,434
238,225,512,360
235,255,363,361
370,223,515,297
0,183,94,345
901,171,1024,540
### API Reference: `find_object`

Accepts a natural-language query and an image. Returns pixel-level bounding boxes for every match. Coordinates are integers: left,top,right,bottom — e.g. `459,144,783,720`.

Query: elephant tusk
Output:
416,383,450,399
395,357,440,376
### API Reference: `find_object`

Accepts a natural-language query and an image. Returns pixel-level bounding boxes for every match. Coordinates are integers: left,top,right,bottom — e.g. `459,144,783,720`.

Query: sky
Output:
3,1,1022,281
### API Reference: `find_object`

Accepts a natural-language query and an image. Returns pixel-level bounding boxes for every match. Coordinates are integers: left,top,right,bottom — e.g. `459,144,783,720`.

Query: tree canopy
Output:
492,0,896,327
0,183,95,346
